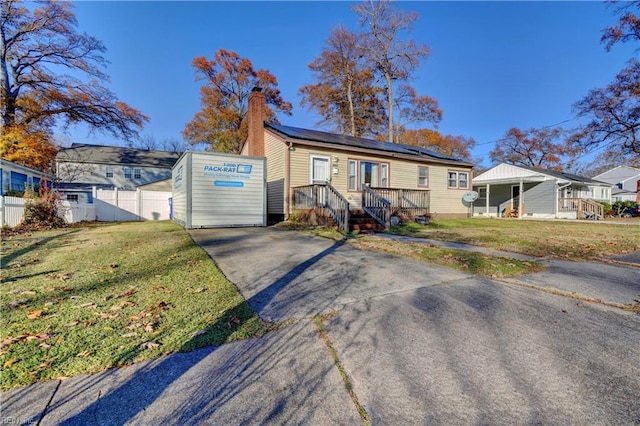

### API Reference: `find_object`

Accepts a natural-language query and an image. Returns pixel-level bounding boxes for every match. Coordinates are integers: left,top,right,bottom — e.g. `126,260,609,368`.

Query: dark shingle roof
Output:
56,144,181,168
265,123,471,165
517,165,611,186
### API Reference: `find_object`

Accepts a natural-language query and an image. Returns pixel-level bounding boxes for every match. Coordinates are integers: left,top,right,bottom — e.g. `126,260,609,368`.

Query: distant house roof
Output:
56,143,181,169
265,123,473,167
474,163,612,186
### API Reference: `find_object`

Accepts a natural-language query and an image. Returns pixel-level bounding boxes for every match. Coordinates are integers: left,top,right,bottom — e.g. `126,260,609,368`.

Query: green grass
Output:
348,236,544,277
387,218,640,260
0,221,270,391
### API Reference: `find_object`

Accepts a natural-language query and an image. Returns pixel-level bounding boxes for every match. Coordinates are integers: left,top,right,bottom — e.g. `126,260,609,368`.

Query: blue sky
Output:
62,1,636,167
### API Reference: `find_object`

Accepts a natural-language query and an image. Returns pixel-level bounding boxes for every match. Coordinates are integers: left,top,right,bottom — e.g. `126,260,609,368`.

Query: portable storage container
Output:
171,151,266,228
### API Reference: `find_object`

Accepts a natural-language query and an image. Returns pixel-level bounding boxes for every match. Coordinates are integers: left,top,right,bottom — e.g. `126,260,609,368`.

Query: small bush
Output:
20,182,65,229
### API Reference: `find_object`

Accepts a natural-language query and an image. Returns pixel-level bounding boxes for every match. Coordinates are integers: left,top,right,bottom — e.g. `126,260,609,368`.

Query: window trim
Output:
133,168,142,179
417,166,429,188
123,167,132,179
105,166,114,178
447,170,470,190
347,158,390,192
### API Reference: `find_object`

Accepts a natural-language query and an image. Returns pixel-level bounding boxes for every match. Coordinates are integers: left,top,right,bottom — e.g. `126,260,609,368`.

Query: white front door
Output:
310,156,330,184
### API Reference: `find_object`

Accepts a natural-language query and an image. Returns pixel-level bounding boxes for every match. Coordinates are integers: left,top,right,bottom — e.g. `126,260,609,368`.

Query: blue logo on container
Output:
214,181,244,187
236,164,252,174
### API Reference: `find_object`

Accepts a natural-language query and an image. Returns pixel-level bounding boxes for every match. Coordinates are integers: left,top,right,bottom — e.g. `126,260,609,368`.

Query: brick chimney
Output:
247,87,266,157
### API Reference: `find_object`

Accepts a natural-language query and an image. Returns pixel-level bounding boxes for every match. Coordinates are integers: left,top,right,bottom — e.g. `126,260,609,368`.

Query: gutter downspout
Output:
556,181,571,218
285,141,292,220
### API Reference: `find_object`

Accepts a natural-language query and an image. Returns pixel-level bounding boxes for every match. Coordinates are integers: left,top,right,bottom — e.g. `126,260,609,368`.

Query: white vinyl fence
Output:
0,196,27,228
0,188,172,228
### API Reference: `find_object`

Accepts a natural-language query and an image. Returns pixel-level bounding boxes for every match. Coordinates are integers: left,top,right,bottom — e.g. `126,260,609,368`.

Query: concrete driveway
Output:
4,226,639,424
191,227,640,424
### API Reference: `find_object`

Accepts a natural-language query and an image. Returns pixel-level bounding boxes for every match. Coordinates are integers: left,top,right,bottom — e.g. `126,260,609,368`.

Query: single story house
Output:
0,159,47,195
56,143,181,191
472,163,613,220
240,88,475,229
592,166,640,203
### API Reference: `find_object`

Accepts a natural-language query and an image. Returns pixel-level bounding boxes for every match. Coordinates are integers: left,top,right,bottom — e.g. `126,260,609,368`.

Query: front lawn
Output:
0,221,270,391
387,218,640,260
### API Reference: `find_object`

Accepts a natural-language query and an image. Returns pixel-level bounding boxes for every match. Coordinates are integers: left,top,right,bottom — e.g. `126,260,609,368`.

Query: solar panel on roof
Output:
266,123,465,163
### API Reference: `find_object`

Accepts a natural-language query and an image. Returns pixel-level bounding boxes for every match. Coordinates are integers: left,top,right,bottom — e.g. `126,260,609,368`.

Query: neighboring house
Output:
241,88,475,228
56,143,181,191
472,163,613,220
0,159,47,195
592,166,640,203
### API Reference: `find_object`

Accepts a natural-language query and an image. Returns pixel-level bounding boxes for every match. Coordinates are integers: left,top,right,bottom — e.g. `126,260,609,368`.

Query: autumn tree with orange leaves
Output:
0,0,148,171
400,128,476,163
489,127,577,170
183,49,292,154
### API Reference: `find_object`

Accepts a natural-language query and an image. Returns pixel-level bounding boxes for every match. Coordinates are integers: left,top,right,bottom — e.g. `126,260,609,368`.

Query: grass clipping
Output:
0,221,270,391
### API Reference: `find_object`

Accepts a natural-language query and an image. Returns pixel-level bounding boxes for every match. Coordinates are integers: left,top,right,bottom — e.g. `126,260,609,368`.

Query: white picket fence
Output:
0,188,172,228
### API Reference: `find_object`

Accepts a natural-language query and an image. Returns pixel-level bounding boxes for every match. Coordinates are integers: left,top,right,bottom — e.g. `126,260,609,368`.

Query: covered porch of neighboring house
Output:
473,177,604,220
291,183,430,232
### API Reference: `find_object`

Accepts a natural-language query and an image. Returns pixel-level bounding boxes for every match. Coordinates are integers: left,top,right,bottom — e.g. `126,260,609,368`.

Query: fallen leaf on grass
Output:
144,323,157,333
121,332,138,338
7,299,29,309
65,320,80,327
140,342,160,350
27,310,44,320
190,330,206,338
126,322,142,330
77,351,92,357
3,359,18,368
120,301,135,308
109,263,118,268
47,272,73,281
80,302,97,309
95,312,119,320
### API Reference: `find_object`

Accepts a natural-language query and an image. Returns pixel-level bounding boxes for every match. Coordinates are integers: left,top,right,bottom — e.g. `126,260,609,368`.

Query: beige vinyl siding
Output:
264,133,286,215
287,145,472,214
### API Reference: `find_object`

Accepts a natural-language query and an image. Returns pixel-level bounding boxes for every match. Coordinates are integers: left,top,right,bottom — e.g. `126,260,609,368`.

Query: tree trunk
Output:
347,76,356,136
385,72,394,142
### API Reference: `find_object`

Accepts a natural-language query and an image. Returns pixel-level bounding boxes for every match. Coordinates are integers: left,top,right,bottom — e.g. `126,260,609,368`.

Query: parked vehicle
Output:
620,205,640,217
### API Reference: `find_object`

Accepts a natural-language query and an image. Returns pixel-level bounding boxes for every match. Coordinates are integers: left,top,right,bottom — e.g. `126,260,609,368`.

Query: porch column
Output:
518,178,524,219
486,184,490,216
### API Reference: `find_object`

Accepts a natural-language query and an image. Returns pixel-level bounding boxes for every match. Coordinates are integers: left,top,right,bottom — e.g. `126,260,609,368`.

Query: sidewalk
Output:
1,320,360,425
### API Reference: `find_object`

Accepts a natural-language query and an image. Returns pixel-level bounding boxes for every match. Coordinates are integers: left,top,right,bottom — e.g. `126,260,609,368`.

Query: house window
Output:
124,167,132,179
448,171,469,189
134,168,142,179
418,166,429,187
478,187,487,199
106,166,113,178
348,159,390,191
381,164,388,188
66,194,79,202
348,160,357,191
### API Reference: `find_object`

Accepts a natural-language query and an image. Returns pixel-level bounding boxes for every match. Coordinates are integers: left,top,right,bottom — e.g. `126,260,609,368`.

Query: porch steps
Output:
349,209,384,234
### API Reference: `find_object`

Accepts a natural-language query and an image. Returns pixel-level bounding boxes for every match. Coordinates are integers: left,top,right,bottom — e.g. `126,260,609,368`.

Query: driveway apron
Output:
191,227,640,424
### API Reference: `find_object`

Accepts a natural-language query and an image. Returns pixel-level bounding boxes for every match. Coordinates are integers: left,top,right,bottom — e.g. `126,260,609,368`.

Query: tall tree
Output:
392,84,441,142
489,127,575,170
0,0,148,171
571,1,640,160
353,0,430,142
299,26,385,137
183,49,292,153
601,1,640,51
400,128,476,163
0,125,56,170
572,61,640,156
